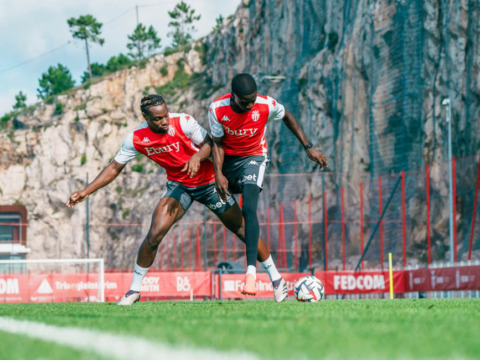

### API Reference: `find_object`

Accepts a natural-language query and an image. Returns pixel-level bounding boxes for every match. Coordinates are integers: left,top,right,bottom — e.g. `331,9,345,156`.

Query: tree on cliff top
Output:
167,1,201,61
67,14,105,81
127,24,161,61
13,91,27,110
37,64,75,99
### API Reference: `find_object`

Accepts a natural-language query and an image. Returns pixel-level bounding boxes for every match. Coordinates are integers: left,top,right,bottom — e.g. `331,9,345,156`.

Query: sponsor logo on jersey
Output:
168,125,175,136
223,126,258,137
221,115,230,122
142,137,151,143
145,141,180,155
251,110,260,122
248,160,258,166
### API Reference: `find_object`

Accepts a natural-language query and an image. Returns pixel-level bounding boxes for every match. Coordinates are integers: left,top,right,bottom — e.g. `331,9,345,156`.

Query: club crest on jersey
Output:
251,110,260,122
168,125,175,136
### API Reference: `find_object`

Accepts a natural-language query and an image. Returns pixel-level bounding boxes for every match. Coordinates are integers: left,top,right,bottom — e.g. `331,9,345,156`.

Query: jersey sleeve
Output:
180,114,208,146
267,96,285,121
114,132,139,164
208,104,225,137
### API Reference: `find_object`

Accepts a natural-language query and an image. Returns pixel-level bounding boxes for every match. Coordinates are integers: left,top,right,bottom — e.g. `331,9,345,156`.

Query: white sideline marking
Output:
0,317,259,360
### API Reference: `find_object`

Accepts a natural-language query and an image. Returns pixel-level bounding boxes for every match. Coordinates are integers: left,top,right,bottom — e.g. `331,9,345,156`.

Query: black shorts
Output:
162,180,236,214
222,155,269,194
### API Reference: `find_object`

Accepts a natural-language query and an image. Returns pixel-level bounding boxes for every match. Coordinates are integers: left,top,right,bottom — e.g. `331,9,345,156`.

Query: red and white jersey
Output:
208,93,285,156
114,113,215,187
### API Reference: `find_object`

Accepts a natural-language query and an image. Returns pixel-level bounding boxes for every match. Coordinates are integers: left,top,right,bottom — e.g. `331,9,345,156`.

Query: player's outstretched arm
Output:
282,110,328,168
66,160,126,208
211,136,231,202
182,135,213,178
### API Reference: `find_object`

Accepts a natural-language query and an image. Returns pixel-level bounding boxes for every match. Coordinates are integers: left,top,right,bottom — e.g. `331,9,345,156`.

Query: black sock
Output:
242,184,260,267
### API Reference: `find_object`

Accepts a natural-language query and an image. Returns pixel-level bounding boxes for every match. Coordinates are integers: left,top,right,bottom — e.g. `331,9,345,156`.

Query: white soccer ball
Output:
294,275,324,302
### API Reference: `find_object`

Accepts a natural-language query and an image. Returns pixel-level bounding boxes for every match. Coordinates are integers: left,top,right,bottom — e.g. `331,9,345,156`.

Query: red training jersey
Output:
208,93,285,157
114,113,215,187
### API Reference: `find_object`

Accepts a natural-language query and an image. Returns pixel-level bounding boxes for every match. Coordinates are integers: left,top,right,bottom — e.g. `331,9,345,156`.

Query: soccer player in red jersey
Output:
209,74,328,295
67,95,287,304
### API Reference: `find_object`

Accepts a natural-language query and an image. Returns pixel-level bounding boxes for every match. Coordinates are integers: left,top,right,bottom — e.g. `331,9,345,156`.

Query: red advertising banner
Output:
0,272,212,303
404,266,480,292
315,270,406,294
216,273,310,299
105,272,212,302
1,266,478,303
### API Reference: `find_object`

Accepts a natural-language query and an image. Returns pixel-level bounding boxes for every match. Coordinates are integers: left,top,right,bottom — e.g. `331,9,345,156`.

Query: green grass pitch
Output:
0,299,479,359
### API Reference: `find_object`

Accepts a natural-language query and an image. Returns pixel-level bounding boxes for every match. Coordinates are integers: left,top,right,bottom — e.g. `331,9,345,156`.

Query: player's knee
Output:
146,228,166,249
234,225,245,240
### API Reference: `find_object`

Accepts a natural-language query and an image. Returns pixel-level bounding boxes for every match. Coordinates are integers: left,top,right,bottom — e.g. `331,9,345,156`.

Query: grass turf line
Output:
0,299,479,360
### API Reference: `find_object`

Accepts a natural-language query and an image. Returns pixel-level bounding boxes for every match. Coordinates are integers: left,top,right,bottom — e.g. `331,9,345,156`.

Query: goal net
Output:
0,258,104,303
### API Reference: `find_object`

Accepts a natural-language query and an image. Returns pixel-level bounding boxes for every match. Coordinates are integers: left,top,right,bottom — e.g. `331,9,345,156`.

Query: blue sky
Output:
0,0,240,115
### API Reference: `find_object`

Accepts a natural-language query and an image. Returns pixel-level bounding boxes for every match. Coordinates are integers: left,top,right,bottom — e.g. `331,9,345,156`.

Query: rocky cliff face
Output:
1,0,478,267
206,0,479,176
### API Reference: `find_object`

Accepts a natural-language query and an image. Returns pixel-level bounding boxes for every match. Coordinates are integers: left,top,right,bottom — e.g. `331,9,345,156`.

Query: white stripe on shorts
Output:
257,156,268,188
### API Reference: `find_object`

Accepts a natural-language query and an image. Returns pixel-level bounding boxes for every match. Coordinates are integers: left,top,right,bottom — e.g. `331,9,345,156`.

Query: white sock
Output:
260,255,281,282
246,265,257,279
129,263,150,292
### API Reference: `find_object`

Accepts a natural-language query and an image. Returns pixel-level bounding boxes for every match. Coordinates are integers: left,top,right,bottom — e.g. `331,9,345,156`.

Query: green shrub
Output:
131,164,144,173
160,66,168,76
81,154,87,166
54,102,64,115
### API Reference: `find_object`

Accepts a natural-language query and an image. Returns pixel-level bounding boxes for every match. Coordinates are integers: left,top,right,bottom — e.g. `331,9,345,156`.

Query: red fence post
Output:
180,230,184,270
308,196,312,269
196,226,201,271
324,191,328,271
188,228,192,270
360,183,364,270
213,222,217,268
426,165,431,265
166,234,169,270
278,203,287,269
453,157,458,263
223,226,227,261
158,241,163,269
401,172,407,268
172,233,177,271
378,177,384,266
267,207,271,252
294,199,298,270
469,155,480,260
233,228,237,262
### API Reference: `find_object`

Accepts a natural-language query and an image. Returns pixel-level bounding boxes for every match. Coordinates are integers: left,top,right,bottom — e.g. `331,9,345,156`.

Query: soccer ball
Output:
294,275,324,302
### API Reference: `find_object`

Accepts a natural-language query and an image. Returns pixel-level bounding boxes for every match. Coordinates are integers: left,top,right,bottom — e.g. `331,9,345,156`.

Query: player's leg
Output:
241,183,261,294
136,196,185,268
220,155,269,295
215,202,287,301
118,182,191,305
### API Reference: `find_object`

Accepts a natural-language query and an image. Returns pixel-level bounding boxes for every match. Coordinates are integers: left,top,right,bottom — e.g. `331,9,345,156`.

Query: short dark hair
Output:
231,73,257,96
141,94,166,114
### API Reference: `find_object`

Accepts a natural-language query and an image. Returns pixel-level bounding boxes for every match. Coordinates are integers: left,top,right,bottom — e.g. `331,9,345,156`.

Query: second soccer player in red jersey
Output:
209,74,328,295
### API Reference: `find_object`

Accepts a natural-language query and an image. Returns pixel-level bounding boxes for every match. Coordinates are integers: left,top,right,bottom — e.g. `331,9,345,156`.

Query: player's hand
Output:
215,174,231,203
306,148,328,168
66,190,89,208
181,154,201,178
